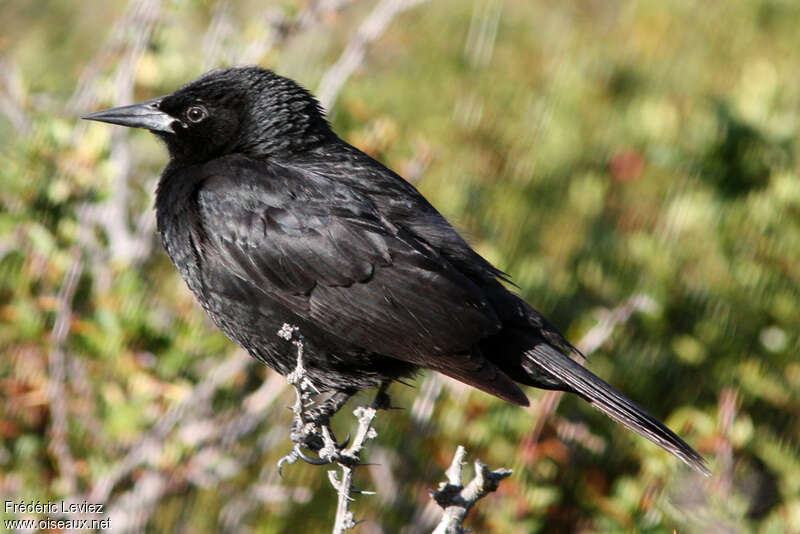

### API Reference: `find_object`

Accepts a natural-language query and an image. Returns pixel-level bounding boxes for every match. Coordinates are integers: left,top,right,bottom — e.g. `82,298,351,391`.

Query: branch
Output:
94,0,161,265
47,246,83,496
104,471,166,533
245,0,356,65
67,0,163,115
328,406,378,534
430,446,512,534
0,58,31,134
96,364,288,533
276,324,380,534
202,0,357,68
86,350,252,504
714,387,737,494
316,0,431,111
576,294,656,356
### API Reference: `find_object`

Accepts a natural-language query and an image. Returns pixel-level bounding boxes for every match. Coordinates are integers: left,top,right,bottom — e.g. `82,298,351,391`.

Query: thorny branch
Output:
47,247,83,496
430,446,512,534
86,351,252,505
316,0,431,111
82,0,162,265
204,0,356,68
0,58,30,134
274,323,510,534
276,324,380,534
99,361,290,533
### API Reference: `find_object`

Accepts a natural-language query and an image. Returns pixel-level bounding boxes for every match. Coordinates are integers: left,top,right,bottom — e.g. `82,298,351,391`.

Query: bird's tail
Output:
524,345,710,476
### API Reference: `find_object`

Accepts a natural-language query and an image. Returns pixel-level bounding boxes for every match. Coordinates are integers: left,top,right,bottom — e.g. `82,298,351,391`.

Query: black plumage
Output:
83,66,709,475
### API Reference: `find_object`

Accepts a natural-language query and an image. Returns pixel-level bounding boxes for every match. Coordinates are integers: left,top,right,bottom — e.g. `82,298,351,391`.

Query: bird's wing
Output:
295,146,513,285
194,155,502,361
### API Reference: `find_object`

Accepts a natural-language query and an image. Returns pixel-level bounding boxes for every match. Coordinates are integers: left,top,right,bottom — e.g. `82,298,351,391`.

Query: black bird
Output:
83,66,709,475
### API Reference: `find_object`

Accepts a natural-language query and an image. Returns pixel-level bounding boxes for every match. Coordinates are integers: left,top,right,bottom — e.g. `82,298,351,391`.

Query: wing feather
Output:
195,155,502,361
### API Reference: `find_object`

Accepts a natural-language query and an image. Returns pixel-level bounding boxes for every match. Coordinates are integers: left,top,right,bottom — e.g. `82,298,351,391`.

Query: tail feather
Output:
525,344,710,476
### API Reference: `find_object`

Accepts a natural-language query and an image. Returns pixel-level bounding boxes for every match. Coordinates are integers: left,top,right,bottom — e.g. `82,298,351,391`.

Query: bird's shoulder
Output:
193,154,394,289
197,153,375,215
290,143,512,285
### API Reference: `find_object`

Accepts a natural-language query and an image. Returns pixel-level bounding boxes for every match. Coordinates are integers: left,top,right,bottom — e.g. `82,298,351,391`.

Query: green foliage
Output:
1,0,799,532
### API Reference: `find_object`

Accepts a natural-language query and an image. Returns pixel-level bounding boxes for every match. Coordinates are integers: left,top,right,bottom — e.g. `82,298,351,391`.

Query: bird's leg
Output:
371,380,393,410
308,390,355,426
303,382,388,452
282,389,355,470
304,389,355,450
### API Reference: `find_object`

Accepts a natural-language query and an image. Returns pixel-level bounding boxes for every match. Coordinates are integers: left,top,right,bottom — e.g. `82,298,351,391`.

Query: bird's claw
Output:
295,445,331,465
278,443,332,473
277,446,301,477
337,433,351,449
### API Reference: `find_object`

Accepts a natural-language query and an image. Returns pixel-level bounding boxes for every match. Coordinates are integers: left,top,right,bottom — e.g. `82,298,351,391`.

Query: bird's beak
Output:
81,97,176,133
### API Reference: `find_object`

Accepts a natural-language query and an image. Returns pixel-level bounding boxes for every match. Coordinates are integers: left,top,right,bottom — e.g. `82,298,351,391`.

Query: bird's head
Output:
82,66,333,164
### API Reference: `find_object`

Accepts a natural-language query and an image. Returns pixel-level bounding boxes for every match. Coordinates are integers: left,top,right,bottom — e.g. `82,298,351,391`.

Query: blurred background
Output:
1,0,799,532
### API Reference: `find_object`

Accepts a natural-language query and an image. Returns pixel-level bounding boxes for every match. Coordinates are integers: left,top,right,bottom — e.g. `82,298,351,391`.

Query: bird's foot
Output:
277,324,359,471
299,390,352,446
277,400,379,477
278,388,357,473
278,417,356,474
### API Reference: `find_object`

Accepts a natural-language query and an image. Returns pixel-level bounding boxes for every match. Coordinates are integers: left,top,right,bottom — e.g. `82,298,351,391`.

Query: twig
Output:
0,58,31,134
201,2,236,69
401,141,434,184
67,0,163,115
462,0,502,68
94,0,161,264
202,0,357,68
47,247,83,496
316,0,431,111
241,0,356,65
63,0,163,275
577,294,656,355
429,446,512,534
85,350,252,504
411,374,443,428
328,406,378,533
220,372,288,448
99,365,287,534
276,324,380,534
714,388,737,494
105,471,166,533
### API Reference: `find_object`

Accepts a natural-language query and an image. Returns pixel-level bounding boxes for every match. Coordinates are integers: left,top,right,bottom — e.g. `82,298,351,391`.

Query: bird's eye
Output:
186,105,208,123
